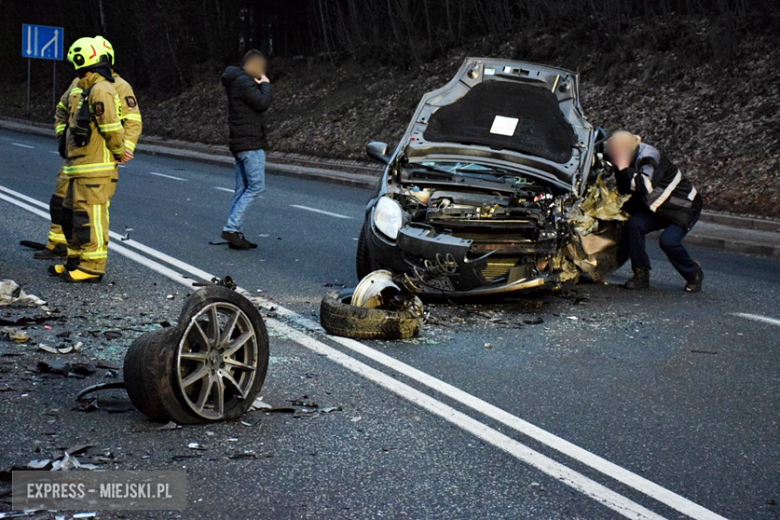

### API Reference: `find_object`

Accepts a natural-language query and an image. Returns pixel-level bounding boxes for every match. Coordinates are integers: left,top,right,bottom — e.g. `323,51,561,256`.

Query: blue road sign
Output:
22,24,65,61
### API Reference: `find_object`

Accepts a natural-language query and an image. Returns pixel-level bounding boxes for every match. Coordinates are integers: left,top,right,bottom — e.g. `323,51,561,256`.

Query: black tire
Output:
320,289,423,340
141,327,207,425
124,327,192,423
355,223,373,281
173,286,269,422
123,330,158,419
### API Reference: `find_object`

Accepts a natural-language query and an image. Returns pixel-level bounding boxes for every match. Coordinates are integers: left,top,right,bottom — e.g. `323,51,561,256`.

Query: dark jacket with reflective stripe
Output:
222,66,273,153
616,143,702,229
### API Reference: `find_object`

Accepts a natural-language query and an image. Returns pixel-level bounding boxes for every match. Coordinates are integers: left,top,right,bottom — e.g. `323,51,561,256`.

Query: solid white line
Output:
733,313,780,328
254,305,727,520
0,189,666,520
290,204,352,219
264,320,667,520
11,143,34,149
0,184,728,520
214,187,234,193
149,171,186,181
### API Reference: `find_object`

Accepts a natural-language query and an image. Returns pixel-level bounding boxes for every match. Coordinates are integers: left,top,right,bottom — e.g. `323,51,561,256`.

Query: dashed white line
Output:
11,143,34,149
0,183,729,520
290,204,352,219
733,313,780,328
49,150,60,155
148,171,186,181
214,187,234,193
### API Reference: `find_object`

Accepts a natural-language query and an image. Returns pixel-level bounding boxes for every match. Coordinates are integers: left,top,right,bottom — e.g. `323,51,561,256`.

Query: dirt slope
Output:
3,18,778,217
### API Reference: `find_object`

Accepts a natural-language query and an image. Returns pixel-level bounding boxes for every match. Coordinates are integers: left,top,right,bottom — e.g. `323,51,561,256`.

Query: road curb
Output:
681,234,780,258
0,117,381,191
2,117,779,258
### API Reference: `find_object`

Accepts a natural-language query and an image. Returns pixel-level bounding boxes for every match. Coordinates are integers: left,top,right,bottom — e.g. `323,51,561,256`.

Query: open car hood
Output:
399,58,595,193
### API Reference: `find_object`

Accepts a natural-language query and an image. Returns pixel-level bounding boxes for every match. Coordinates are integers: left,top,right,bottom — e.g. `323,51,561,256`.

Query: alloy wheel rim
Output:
176,302,258,420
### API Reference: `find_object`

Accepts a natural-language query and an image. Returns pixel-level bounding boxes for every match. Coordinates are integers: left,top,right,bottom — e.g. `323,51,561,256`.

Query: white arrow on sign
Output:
26,26,32,55
40,29,58,58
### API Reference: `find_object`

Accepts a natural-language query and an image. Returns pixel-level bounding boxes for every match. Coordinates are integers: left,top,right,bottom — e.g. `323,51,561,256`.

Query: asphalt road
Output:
1,128,779,520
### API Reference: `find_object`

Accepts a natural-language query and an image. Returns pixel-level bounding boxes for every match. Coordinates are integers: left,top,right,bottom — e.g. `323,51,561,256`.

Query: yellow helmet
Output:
94,35,115,66
67,37,105,70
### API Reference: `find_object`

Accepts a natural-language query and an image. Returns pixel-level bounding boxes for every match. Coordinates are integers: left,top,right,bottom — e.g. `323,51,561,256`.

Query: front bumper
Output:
367,223,558,298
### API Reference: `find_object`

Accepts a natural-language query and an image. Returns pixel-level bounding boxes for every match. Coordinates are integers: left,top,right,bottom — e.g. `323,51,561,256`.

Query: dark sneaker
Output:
34,244,67,260
685,264,703,293
622,269,650,290
221,231,257,250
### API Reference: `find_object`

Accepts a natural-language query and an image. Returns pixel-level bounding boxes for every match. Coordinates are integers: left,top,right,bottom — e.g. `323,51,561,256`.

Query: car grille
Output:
481,258,518,281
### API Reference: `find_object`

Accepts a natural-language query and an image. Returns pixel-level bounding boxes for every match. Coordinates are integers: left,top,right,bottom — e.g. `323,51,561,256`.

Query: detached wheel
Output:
173,286,269,422
320,289,423,340
356,223,373,281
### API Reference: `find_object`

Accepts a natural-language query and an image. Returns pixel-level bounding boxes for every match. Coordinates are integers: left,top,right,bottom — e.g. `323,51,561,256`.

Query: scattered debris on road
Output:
0,279,46,307
1,327,29,343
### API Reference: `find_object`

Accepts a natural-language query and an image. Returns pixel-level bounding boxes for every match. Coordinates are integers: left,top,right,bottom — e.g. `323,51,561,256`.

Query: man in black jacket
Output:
607,131,704,292
220,49,273,249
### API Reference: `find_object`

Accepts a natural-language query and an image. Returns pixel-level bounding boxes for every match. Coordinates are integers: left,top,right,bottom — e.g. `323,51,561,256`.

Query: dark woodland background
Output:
1,0,779,215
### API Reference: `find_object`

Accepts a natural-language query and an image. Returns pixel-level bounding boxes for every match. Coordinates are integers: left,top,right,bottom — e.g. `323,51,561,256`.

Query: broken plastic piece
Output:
75,382,126,400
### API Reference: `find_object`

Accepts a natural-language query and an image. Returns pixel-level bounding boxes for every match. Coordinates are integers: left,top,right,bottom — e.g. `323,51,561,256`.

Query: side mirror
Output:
366,141,390,164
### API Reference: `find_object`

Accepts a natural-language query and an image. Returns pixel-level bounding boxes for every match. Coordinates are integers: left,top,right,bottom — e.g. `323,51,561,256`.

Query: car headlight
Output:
373,196,404,240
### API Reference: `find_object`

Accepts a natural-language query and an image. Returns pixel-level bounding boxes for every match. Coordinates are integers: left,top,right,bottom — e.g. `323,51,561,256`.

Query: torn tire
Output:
320,289,423,340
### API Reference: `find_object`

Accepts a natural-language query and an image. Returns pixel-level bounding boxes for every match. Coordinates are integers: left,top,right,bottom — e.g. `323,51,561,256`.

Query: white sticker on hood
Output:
490,116,519,136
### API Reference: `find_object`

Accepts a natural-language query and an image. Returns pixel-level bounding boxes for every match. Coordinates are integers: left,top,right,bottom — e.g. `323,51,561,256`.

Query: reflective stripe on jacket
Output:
113,72,143,152
62,74,124,179
616,143,703,229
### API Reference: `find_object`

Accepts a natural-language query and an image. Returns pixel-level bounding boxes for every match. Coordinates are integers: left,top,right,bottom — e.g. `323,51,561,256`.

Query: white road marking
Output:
0,184,728,520
290,204,352,219
148,171,186,181
733,313,780,328
214,187,234,193
11,143,34,149
49,150,60,155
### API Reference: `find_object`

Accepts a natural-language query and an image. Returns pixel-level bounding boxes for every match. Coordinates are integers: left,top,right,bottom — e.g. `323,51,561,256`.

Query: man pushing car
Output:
606,131,704,292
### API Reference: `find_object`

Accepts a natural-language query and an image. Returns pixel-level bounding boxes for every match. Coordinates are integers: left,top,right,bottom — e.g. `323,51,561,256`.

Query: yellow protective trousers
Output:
45,174,70,250
62,176,114,275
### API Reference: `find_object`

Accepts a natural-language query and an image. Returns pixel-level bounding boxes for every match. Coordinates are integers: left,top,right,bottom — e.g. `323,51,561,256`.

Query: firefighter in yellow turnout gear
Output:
40,36,142,260
35,78,82,259
49,37,125,283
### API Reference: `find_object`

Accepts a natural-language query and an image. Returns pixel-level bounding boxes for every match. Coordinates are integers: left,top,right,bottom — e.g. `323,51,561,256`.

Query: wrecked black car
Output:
356,58,625,298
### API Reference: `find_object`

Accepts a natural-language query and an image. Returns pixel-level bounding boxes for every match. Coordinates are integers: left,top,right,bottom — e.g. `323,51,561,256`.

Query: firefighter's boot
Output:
35,243,68,260
62,269,103,284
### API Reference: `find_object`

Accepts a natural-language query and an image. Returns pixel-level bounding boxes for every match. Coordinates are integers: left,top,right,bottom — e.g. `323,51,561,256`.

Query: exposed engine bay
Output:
374,166,586,294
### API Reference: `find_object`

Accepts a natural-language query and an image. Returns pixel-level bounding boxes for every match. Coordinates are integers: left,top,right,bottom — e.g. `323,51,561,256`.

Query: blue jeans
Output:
627,210,699,281
223,149,266,233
